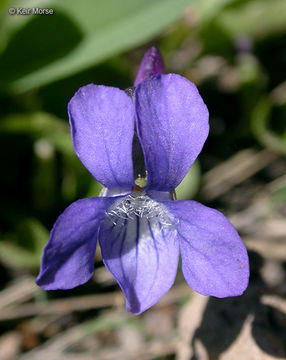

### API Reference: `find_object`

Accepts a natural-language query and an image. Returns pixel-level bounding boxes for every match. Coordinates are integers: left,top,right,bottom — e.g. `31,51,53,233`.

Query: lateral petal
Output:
37,196,115,290
164,200,249,297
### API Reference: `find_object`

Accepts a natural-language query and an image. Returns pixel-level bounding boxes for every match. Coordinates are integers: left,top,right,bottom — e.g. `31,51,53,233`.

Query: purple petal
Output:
102,187,133,198
135,74,209,191
37,197,115,290
164,200,249,297
99,199,179,314
134,46,164,86
68,84,135,188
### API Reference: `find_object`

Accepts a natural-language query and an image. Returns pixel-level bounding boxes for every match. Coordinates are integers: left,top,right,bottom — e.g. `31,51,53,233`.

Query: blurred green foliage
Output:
0,0,285,276
0,0,193,92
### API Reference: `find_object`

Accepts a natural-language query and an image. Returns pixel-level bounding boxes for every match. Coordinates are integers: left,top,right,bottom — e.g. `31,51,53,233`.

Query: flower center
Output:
106,191,174,227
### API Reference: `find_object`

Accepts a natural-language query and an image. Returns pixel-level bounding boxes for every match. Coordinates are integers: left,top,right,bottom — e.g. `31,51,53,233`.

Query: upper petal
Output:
99,195,179,314
68,84,135,188
134,74,209,191
36,196,115,290
164,200,249,297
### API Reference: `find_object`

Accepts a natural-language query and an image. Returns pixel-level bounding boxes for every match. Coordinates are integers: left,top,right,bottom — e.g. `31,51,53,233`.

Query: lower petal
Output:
37,197,115,290
164,200,249,297
99,198,179,314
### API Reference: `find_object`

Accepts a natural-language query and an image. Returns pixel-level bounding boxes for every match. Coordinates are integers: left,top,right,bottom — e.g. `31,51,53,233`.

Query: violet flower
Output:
37,47,249,314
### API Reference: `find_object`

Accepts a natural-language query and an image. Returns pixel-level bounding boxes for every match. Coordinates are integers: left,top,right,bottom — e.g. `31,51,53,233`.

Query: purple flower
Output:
36,47,249,314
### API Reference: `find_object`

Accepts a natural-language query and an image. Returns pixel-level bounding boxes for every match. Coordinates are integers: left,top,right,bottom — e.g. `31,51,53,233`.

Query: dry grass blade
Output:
261,295,286,314
0,332,22,360
201,148,277,201
244,237,286,260
0,292,124,321
229,173,286,231
18,311,129,360
0,284,191,322
98,340,176,360
0,276,36,310
176,292,209,360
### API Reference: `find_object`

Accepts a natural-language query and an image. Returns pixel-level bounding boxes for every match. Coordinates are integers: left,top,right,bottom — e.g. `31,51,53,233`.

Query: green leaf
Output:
270,186,286,208
0,218,48,268
1,0,194,93
0,112,100,202
196,0,234,24
17,217,48,252
251,97,286,154
0,112,73,154
218,0,286,39
0,240,39,268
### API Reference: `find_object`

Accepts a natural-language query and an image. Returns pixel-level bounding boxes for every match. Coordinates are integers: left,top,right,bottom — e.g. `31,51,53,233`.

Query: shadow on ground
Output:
191,251,286,359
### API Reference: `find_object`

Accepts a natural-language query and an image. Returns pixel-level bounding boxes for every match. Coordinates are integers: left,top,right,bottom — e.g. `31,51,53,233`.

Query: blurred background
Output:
0,0,286,359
